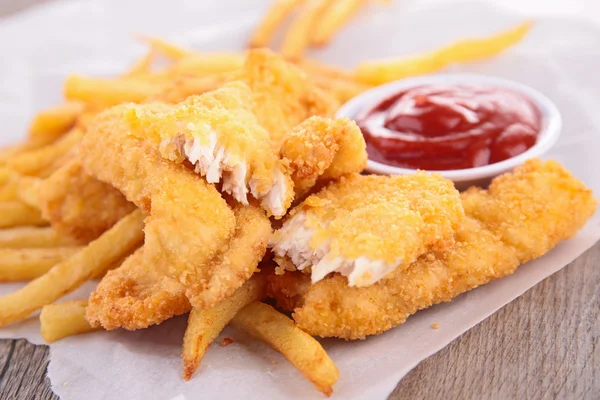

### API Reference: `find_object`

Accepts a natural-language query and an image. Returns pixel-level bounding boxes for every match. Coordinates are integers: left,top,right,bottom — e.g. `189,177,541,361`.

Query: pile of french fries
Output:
0,7,531,395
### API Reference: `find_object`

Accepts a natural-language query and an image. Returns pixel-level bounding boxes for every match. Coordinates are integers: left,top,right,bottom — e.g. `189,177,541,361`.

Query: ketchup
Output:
356,84,542,170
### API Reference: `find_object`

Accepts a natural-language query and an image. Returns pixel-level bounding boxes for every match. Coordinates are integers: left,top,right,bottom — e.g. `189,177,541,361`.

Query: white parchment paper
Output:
0,0,599,399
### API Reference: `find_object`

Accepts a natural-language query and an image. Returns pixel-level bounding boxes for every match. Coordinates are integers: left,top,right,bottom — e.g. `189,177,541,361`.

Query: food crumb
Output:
270,360,277,365
63,382,68,386
220,337,234,346
432,323,440,329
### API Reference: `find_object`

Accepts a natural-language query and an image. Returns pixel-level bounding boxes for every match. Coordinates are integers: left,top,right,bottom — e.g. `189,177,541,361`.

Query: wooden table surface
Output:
0,1,599,399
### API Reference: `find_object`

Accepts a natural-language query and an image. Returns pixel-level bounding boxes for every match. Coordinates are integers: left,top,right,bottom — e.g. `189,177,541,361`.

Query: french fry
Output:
137,35,192,60
311,74,371,102
231,302,339,396
280,0,332,60
7,128,83,177
0,201,46,228
311,0,366,46
182,274,267,380
297,58,354,80
172,53,245,76
0,209,144,327
40,299,101,343
0,142,41,165
122,50,156,78
0,226,81,248
249,0,305,48
64,74,158,106
355,21,533,85
28,102,85,146
16,176,42,209
0,247,82,282
149,72,240,104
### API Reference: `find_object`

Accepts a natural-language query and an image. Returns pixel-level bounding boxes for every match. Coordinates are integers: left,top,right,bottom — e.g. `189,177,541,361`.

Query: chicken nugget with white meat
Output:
267,159,597,339
270,173,464,287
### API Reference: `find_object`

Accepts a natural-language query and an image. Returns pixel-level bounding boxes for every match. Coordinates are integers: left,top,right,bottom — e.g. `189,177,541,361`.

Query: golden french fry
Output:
16,176,42,209
64,74,158,106
297,58,354,80
355,21,533,85
173,53,245,76
311,0,366,46
249,0,305,48
28,102,85,146
311,74,371,102
137,35,192,60
149,71,241,104
0,226,81,248
182,274,267,380
40,299,101,343
231,302,339,396
0,142,41,165
0,209,144,327
0,201,46,228
280,0,332,60
0,247,82,282
122,51,156,78
7,128,83,177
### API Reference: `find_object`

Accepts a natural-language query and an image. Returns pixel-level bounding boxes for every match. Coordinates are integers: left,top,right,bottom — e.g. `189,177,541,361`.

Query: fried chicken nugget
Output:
280,116,367,197
270,173,464,287
243,49,339,149
86,246,190,330
461,158,597,262
37,161,136,242
267,159,597,339
87,204,271,330
80,105,237,306
124,82,295,218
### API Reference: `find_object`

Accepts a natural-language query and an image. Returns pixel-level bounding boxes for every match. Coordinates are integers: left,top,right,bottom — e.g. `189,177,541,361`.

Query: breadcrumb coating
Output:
124,82,294,218
80,105,237,307
243,49,339,149
280,116,367,197
37,161,136,242
270,173,464,286
267,159,597,339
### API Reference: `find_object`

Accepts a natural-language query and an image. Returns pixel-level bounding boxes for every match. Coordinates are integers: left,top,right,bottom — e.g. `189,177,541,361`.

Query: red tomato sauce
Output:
356,84,542,170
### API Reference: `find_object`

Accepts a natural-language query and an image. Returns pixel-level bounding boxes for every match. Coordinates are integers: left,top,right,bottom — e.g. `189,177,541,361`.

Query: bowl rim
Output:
335,73,562,181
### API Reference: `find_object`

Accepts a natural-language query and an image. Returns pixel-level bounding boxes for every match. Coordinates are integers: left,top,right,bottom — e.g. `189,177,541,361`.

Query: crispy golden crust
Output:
267,159,597,339
187,204,272,309
37,161,136,242
274,172,463,265
280,116,367,197
461,159,598,262
86,246,190,330
80,105,237,307
244,49,339,149
125,82,292,209
268,217,518,339
87,205,271,330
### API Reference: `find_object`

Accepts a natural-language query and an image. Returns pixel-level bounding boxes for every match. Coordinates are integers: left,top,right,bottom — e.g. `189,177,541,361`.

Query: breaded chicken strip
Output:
243,49,339,149
37,161,136,242
267,159,597,339
80,105,237,307
125,82,294,218
460,159,596,263
280,116,367,198
87,204,271,330
270,173,464,287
